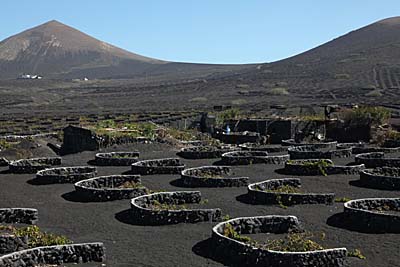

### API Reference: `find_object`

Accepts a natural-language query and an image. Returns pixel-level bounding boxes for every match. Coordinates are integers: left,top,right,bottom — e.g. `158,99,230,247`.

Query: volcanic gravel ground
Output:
0,142,399,266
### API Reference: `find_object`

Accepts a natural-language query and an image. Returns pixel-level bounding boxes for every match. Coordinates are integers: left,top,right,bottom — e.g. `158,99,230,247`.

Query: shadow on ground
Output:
327,212,388,234
114,209,157,226
235,193,256,205
192,238,256,267
61,191,94,203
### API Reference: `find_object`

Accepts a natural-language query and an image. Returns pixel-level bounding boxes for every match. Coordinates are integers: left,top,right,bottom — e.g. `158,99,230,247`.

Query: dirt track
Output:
0,142,399,267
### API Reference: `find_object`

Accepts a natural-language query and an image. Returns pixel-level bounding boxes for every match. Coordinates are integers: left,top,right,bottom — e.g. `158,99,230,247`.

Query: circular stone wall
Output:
359,167,400,190
352,146,400,154
75,175,147,201
284,159,365,176
131,158,185,175
36,166,97,184
95,151,140,166
343,198,400,233
282,139,337,149
247,178,335,205
0,208,38,224
131,191,221,225
239,143,287,153
0,242,105,267
180,166,249,187
211,215,347,267
221,151,289,165
288,145,352,160
9,157,62,174
177,145,234,159
355,152,400,168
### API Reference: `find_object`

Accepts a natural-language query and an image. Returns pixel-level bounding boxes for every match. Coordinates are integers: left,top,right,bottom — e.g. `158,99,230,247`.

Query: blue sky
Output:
1,1,400,64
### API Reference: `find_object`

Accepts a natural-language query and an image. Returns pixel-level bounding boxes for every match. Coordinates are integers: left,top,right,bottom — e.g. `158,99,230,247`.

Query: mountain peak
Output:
0,20,165,78
377,16,400,26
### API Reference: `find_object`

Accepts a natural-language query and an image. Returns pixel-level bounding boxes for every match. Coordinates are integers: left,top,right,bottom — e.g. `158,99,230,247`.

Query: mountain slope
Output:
263,16,400,88
0,20,168,79
213,16,400,105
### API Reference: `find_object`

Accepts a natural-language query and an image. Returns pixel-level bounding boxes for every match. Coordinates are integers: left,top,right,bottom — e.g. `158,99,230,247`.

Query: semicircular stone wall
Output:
211,215,347,266
343,198,400,233
0,242,105,267
359,167,400,190
95,151,140,166
221,151,289,165
9,157,62,174
181,166,249,187
247,178,335,205
36,166,97,184
131,191,221,225
131,158,185,175
75,175,147,201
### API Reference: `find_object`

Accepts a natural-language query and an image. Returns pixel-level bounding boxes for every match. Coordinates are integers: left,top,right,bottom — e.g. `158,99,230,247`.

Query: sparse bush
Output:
387,130,400,140
288,159,333,176
334,74,350,79
365,90,383,97
150,200,188,211
257,184,302,194
223,223,252,243
261,232,325,252
299,114,326,121
223,226,327,252
222,214,231,221
117,181,145,189
0,225,71,248
91,120,157,139
231,99,247,105
335,197,351,203
236,84,250,89
269,87,289,95
347,249,366,259
0,139,12,149
215,108,242,125
158,127,197,141
189,97,208,103
341,106,390,126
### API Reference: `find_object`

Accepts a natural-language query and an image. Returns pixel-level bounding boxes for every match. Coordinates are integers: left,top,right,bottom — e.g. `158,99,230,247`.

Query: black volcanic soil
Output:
0,141,399,267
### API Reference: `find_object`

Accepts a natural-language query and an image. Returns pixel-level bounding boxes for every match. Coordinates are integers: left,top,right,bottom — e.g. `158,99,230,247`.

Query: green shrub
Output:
334,74,350,79
215,108,242,125
365,90,383,97
0,139,12,149
334,197,351,203
236,84,250,89
231,99,247,105
262,231,325,252
299,114,326,121
348,249,366,259
387,130,400,140
92,120,157,139
269,87,289,95
342,106,390,125
189,97,208,102
223,223,252,243
150,200,188,211
0,225,71,248
261,185,302,194
298,160,333,176
117,181,145,189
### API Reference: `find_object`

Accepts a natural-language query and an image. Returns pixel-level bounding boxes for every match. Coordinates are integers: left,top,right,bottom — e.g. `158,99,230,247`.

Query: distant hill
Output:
235,17,400,95
0,20,246,79
1,17,400,115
